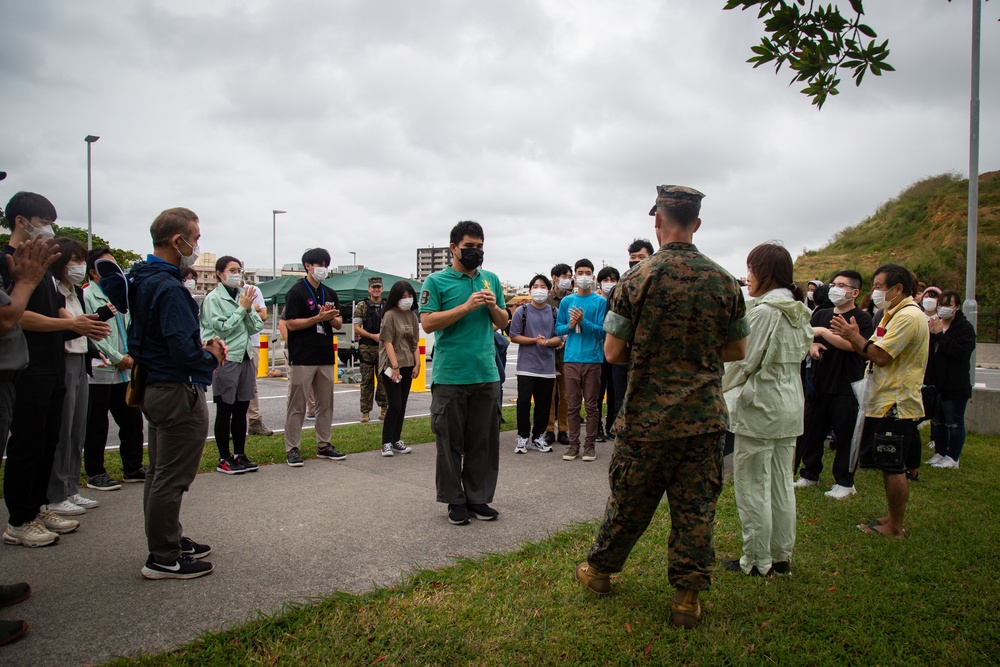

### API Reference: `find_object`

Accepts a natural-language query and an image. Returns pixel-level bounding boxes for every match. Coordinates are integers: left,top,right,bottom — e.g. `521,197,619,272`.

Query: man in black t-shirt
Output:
1,192,110,548
794,270,874,499
282,248,345,466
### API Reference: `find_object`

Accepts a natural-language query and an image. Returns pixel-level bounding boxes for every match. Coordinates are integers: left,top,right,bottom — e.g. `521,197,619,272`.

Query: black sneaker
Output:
447,504,470,525
317,445,347,461
768,561,791,576
141,555,214,580
0,619,27,646
123,467,147,483
596,428,607,443
235,453,258,472
467,503,499,521
722,559,768,577
216,457,246,475
286,449,304,467
179,536,212,559
557,432,570,445
0,582,30,607
87,473,122,491
544,432,556,445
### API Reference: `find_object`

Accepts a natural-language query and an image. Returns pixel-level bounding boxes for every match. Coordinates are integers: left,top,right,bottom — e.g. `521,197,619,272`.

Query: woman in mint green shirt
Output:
200,256,263,475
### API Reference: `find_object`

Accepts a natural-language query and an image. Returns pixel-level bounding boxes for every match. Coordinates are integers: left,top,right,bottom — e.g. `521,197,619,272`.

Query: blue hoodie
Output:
127,255,218,386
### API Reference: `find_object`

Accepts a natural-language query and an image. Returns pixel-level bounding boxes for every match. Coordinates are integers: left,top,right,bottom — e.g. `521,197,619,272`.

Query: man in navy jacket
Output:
128,207,226,580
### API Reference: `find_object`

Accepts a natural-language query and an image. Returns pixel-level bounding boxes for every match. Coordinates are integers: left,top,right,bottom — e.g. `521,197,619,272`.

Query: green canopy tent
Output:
255,274,300,307
323,268,422,304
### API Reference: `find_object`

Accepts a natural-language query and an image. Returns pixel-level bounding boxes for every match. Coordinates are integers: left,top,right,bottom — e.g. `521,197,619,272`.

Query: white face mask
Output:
398,297,414,310
828,287,851,307
25,220,56,241
557,278,571,291
65,264,87,285
530,289,548,303
311,266,329,281
177,237,199,268
223,273,242,289
183,279,197,292
600,282,616,295
922,297,938,312
807,291,815,302
576,276,594,291
871,289,889,309
937,306,956,320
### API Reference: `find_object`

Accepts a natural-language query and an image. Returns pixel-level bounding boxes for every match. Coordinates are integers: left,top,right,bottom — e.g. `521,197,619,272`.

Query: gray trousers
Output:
431,382,501,505
141,382,209,563
285,364,334,452
48,354,88,503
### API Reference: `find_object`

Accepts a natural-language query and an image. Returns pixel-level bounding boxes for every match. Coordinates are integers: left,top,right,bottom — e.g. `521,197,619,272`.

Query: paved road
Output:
1,430,615,666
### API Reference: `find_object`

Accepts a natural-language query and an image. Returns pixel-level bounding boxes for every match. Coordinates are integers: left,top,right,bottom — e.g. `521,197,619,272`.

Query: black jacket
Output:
925,311,976,400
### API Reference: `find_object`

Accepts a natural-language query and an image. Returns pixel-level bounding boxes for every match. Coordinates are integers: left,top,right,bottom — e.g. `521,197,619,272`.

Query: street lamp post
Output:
349,251,357,269
85,135,100,250
272,209,286,349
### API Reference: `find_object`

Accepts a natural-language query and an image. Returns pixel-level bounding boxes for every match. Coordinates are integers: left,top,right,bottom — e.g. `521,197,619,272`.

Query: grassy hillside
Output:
794,171,1000,308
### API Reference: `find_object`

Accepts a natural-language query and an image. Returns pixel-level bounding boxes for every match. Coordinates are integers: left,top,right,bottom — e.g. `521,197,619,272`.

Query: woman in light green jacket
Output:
200,256,263,475
722,243,813,577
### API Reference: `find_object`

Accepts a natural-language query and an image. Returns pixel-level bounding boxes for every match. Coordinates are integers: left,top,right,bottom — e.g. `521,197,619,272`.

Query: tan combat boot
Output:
575,562,611,596
671,589,701,630
360,413,370,423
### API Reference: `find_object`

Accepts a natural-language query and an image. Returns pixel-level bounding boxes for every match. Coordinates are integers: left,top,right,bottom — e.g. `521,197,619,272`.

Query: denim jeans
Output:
932,398,968,461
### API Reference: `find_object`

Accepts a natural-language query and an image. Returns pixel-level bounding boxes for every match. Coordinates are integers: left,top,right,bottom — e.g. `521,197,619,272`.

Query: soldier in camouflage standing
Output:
354,276,388,423
574,185,749,630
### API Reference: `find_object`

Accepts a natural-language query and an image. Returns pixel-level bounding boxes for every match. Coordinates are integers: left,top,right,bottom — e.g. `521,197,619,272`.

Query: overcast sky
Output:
2,0,997,283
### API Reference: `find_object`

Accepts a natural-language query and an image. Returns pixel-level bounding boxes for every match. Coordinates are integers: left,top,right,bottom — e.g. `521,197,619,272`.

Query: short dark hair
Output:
873,263,913,296
4,192,57,229
301,248,331,267
657,201,700,227
574,258,594,272
180,266,198,281
382,280,418,318
215,255,241,274
832,270,863,291
550,263,571,278
747,242,803,302
87,247,113,276
597,267,620,283
450,220,484,246
938,290,962,308
627,238,654,256
150,208,198,248
528,274,551,289
51,236,87,281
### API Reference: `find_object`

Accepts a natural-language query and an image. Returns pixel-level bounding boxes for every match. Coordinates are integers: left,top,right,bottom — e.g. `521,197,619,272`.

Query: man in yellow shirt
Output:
830,264,928,538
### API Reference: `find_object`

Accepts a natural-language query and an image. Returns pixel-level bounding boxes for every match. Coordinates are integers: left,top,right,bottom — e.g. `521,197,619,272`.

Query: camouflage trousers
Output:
587,431,724,591
358,344,387,413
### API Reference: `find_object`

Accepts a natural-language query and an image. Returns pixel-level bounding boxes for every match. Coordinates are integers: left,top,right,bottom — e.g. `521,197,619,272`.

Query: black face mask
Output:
628,260,639,269
458,248,484,271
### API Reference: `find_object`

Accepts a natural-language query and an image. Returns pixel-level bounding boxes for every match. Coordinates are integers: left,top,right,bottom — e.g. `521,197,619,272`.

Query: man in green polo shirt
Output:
420,220,508,526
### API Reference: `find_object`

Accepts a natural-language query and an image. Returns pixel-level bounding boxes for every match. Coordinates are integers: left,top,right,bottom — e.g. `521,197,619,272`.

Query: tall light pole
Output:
964,0,981,384
349,251,357,269
85,135,100,250
272,210,286,346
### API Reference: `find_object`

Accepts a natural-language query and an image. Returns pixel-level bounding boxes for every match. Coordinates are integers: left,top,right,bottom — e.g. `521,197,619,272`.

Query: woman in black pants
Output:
379,281,420,457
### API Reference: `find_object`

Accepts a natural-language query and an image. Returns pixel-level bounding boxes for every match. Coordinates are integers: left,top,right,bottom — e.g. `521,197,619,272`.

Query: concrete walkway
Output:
1,431,615,666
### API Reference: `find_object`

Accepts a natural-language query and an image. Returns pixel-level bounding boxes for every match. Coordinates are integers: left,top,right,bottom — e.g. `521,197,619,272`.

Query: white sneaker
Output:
392,441,412,454
3,519,59,547
515,436,528,454
36,510,80,534
927,453,944,466
43,500,85,516
69,494,99,509
793,477,818,488
824,484,857,500
380,442,394,457
530,436,553,453
933,456,959,469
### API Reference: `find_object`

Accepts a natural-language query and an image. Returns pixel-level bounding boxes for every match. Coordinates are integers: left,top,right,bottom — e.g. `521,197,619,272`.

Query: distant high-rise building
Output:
416,246,451,280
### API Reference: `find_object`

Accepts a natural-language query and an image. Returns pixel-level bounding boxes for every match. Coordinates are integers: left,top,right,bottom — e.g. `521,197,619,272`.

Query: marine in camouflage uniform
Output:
576,185,748,627
354,276,388,421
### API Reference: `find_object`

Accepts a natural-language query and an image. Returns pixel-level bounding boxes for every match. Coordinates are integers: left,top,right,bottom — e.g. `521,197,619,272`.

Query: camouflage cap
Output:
368,276,383,287
648,185,706,216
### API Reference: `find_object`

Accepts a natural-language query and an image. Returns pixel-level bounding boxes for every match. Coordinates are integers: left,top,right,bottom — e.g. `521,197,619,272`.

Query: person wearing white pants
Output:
722,243,813,576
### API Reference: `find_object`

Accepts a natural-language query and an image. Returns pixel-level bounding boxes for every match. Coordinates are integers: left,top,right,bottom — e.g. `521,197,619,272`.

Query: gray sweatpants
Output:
48,354,88,503
431,382,501,505
142,382,209,563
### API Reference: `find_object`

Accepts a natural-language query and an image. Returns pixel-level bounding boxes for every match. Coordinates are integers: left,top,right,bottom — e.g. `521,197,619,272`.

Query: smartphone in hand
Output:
96,305,115,321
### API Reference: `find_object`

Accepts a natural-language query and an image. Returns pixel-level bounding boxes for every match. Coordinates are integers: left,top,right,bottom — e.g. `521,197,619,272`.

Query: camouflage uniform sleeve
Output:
727,285,750,342
603,277,635,341
353,300,366,322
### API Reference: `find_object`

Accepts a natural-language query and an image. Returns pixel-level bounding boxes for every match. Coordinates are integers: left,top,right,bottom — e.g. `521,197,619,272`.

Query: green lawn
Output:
102,432,1000,666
